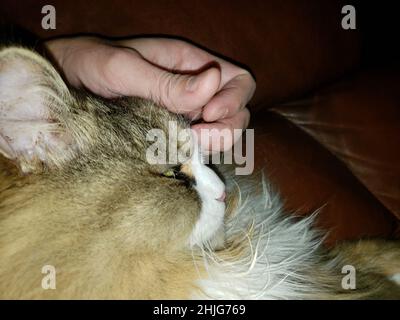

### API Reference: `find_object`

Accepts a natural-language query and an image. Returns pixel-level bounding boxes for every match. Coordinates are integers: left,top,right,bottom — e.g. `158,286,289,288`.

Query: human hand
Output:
45,37,256,152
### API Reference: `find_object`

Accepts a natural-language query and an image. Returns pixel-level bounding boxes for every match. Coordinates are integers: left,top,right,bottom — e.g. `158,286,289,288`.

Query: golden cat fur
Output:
0,46,399,299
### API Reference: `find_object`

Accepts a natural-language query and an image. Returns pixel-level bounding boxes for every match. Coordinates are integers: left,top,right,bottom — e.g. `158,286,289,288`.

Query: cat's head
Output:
0,46,226,249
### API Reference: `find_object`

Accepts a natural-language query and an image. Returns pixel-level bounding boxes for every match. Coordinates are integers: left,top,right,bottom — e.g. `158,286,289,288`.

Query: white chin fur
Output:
390,274,400,285
192,175,324,300
188,144,225,248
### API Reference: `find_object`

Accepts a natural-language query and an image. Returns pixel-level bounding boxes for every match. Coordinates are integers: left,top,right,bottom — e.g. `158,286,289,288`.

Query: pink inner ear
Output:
0,51,63,165
0,119,59,161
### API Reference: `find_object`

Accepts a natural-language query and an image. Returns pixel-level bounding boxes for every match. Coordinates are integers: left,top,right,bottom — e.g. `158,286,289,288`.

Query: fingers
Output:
119,39,255,153
191,108,250,152
117,38,212,71
103,47,253,153
202,72,256,122
48,37,255,154
117,39,256,152
98,47,221,113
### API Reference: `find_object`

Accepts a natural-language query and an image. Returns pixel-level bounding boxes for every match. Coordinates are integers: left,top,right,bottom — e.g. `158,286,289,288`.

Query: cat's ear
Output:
0,46,76,173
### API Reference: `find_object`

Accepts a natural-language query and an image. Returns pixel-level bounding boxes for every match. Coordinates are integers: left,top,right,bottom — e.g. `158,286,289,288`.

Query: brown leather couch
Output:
1,0,399,245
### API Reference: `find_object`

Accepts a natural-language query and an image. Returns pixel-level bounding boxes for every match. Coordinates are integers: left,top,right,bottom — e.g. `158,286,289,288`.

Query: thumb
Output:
101,48,221,113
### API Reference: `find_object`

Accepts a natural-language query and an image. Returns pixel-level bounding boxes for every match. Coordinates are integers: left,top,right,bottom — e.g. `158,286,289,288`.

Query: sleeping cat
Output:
0,45,399,299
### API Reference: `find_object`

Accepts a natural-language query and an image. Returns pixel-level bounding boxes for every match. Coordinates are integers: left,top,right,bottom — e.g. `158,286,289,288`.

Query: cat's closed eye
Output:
162,165,195,187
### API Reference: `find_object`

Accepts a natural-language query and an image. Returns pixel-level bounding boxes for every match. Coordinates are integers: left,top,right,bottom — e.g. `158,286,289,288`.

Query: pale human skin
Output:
45,37,256,152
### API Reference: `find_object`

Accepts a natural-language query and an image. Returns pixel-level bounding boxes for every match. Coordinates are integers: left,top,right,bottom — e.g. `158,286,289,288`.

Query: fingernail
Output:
186,75,199,92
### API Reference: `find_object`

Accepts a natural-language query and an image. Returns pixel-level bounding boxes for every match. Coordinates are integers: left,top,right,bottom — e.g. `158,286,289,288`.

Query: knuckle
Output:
103,48,130,76
239,69,256,89
100,48,139,94
156,71,177,108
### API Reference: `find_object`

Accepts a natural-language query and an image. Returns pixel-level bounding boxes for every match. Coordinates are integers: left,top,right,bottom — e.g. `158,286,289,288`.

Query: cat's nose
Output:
216,191,226,202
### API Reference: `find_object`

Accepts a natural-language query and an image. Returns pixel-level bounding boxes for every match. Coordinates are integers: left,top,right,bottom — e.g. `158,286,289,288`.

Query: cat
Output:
0,45,399,299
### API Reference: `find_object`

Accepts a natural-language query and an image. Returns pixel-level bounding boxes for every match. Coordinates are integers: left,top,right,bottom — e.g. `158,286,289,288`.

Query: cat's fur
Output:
0,46,399,299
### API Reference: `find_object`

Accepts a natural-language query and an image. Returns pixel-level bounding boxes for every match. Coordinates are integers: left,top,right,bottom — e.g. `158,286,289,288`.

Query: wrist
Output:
44,37,107,86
